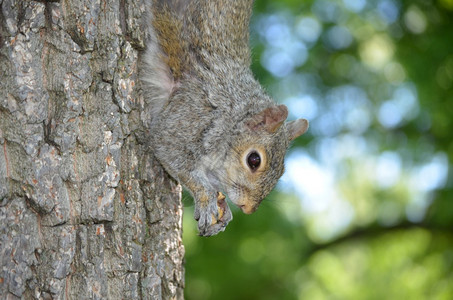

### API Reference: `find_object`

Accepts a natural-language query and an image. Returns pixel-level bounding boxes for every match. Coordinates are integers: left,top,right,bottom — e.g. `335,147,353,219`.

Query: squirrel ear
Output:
287,119,309,141
246,105,288,133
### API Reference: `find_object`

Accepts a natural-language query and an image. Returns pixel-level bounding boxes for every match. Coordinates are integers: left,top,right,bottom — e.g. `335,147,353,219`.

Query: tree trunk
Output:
0,0,184,299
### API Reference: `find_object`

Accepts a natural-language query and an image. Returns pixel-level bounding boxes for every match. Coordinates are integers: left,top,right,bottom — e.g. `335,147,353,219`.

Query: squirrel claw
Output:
196,192,232,236
198,222,228,237
215,192,226,221
217,191,226,201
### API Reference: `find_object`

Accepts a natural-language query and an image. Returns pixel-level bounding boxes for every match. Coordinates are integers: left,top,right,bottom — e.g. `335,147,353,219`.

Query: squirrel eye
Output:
247,151,261,171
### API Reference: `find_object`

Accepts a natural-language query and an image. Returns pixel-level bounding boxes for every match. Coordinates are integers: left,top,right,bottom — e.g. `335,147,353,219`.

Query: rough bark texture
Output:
0,0,185,299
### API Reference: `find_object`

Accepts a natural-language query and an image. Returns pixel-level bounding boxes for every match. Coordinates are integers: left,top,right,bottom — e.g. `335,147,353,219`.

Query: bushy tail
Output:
140,1,180,120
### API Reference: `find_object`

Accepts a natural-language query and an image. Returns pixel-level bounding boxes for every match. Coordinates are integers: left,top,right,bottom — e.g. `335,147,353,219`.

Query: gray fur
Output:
141,0,308,236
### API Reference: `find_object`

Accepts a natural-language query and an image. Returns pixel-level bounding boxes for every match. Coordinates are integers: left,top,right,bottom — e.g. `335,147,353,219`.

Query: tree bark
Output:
0,0,184,299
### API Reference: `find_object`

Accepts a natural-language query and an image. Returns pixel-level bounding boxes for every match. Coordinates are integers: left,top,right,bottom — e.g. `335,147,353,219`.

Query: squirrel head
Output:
215,104,309,214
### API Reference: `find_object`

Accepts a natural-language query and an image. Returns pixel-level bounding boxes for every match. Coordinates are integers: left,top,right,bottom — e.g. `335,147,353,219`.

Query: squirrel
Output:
140,0,309,236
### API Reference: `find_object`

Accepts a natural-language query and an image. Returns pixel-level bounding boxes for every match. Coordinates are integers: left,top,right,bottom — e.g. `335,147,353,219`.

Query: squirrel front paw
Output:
194,192,232,236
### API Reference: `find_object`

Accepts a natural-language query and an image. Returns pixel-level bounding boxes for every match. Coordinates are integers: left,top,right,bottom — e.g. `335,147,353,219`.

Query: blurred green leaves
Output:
299,228,453,299
183,0,453,299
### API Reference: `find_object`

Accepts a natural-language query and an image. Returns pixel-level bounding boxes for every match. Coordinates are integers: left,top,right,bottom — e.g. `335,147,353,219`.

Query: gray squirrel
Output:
141,0,309,236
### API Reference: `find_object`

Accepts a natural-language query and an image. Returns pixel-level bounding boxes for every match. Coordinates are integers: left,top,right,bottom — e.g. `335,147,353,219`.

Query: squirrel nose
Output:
239,204,256,214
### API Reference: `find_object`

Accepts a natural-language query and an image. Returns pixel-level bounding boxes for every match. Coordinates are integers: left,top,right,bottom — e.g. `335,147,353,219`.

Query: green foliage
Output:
184,0,453,298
